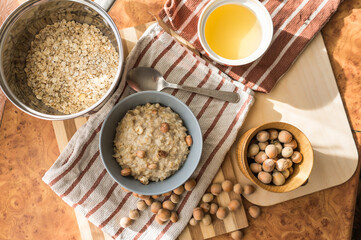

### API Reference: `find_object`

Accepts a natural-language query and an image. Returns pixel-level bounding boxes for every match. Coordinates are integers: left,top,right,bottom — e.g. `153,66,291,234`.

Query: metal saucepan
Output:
0,0,123,120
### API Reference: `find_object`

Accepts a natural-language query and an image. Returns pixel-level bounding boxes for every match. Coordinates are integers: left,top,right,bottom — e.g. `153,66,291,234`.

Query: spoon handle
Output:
174,84,240,103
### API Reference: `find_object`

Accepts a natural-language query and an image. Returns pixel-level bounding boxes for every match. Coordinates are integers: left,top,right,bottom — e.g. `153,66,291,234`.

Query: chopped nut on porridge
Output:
160,122,169,133
148,163,158,170
113,103,191,184
121,168,131,176
158,150,168,158
136,150,146,159
186,135,193,147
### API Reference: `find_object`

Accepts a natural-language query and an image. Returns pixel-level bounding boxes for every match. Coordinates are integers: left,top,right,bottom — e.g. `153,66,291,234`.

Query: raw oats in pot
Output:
24,19,118,114
113,103,191,185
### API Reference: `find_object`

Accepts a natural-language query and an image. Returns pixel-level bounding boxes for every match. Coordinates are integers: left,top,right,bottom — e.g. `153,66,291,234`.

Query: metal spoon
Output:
126,67,240,103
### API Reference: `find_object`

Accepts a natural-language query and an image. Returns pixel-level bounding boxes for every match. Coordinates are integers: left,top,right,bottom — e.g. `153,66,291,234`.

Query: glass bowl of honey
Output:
198,0,273,66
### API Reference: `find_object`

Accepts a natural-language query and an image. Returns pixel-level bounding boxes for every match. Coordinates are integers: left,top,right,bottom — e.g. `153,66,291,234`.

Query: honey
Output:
204,4,262,60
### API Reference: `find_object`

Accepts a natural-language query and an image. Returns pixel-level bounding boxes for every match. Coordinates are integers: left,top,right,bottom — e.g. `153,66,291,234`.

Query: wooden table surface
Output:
0,0,360,239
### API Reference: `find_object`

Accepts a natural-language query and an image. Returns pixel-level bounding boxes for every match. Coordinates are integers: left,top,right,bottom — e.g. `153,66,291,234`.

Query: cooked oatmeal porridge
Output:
113,103,192,184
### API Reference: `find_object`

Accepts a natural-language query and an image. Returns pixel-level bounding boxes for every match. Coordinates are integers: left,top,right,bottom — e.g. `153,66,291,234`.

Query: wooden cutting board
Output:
52,22,249,240
233,33,359,206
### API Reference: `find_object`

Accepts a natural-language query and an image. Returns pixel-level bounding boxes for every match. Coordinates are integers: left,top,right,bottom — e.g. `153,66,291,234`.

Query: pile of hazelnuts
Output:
190,181,260,240
119,178,197,228
247,129,303,186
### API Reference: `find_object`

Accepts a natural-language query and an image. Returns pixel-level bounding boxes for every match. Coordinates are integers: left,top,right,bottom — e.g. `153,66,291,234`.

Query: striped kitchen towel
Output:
43,23,254,240
159,0,341,93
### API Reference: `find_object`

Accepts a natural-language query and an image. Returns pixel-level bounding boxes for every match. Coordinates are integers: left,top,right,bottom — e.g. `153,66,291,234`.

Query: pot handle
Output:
94,0,116,11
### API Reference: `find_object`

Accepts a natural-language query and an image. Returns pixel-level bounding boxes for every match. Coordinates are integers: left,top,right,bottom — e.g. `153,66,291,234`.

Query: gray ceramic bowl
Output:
99,91,203,195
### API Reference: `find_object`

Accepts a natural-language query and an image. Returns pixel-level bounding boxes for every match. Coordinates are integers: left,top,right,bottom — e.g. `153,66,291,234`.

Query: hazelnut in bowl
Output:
237,122,313,193
99,91,202,196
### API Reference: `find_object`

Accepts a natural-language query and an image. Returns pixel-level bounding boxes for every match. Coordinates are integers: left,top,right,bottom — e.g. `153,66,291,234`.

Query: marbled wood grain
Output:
322,0,361,131
0,102,81,240
0,1,81,239
108,0,166,29
1,0,360,239
0,90,5,126
212,0,361,238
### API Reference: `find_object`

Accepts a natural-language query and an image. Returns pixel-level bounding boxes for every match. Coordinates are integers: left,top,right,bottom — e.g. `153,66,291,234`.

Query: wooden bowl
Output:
237,122,313,193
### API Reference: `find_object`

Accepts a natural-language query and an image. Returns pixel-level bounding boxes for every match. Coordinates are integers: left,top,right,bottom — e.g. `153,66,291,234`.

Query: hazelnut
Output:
262,159,275,172
136,150,145,158
230,230,243,240
189,218,198,226
222,180,233,192
148,163,158,169
121,187,130,192
151,109,158,115
250,163,262,174
185,178,196,191
243,185,255,195
286,159,293,168
291,151,303,163
289,166,294,175
132,192,140,198
254,151,268,164
202,214,212,226
135,126,144,135
233,183,243,195
258,142,268,151
281,168,290,179
210,183,222,195
200,202,210,213
160,122,169,133
248,206,261,218
276,159,288,171
158,150,168,158
272,171,286,186
139,178,148,185
268,129,279,140
155,215,165,225
273,141,283,154
121,168,131,176
209,203,219,215
162,200,175,211
257,171,272,184
120,217,132,228
278,130,293,143
216,207,228,220
170,194,180,204
265,144,278,158
129,209,140,220
137,200,147,211
170,211,179,223
157,209,171,221
139,195,150,200
145,198,153,206
152,195,160,200
173,185,185,195
193,207,204,221
282,147,294,158
185,135,193,147
202,193,214,203
162,191,172,197
256,131,270,142
284,139,298,149
151,201,162,214
248,144,259,157
228,199,241,211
